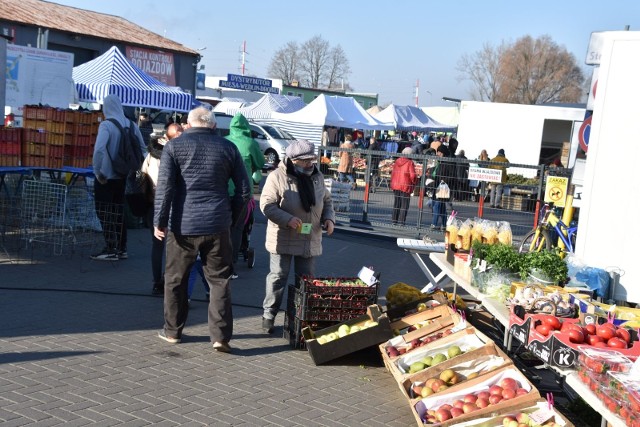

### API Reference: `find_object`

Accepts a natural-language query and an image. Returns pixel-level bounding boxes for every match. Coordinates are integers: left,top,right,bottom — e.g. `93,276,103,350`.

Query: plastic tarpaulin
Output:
73,46,193,112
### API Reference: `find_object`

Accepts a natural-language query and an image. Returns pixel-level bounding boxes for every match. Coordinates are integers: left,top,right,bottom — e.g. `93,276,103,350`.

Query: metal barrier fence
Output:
321,147,548,241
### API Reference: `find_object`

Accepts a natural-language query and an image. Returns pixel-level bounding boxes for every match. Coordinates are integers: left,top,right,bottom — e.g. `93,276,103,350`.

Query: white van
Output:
214,114,295,165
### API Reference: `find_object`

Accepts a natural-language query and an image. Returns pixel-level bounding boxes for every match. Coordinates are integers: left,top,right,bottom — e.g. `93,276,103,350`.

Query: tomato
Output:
596,325,617,340
542,315,562,331
587,334,604,346
594,341,609,348
616,327,631,344
585,324,597,335
535,324,551,336
607,337,628,349
568,329,584,344
561,322,583,333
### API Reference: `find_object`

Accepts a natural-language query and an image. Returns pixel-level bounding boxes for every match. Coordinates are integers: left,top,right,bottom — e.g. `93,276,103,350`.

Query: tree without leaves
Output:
267,41,299,85
458,35,585,105
268,35,351,89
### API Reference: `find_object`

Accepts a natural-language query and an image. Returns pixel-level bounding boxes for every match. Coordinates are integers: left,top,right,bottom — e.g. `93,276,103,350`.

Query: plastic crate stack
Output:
21,106,101,169
0,128,22,167
324,179,351,212
284,277,378,349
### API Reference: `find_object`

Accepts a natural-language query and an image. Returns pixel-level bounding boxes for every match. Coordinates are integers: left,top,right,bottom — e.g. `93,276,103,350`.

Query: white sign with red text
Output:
468,167,502,183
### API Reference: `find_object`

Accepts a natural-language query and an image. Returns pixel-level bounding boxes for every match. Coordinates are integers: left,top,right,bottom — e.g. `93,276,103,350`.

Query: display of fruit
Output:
422,377,531,424
310,278,368,287
501,413,563,427
532,316,637,350
316,320,378,344
385,328,454,357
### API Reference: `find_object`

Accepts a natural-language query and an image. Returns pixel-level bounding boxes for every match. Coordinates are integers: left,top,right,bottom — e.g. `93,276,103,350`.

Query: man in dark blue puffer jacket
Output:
153,106,251,353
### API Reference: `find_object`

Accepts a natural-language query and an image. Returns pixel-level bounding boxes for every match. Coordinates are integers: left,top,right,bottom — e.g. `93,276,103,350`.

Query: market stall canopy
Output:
366,105,384,115
72,46,193,112
421,106,460,128
265,94,394,146
228,93,306,119
376,104,457,131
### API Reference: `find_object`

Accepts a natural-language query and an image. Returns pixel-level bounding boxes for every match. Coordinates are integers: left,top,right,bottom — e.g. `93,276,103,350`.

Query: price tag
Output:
358,266,378,287
299,223,312,234
529,408,555,425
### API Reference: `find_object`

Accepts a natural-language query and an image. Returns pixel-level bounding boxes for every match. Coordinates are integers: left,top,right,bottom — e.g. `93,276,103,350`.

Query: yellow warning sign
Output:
544,176,568,207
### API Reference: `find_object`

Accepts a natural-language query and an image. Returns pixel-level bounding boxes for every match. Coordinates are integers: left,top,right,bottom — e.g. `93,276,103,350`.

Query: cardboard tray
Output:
385,326,493,384
410,365,541,427
301,305,393,365
400,343,513,400
451,400,574,427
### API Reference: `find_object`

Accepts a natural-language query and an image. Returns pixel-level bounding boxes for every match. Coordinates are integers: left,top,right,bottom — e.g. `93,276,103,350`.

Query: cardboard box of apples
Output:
526,314,639,369
450,400,573,427
390,327,493,384
412,365,540,426
301,304,393,365
401,343,513,401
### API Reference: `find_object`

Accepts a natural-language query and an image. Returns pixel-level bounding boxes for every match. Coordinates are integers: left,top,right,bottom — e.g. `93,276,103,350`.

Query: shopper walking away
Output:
260,140,336,334
489,148,510,208
430,145,455,231
154,107,251,352
338,136,356,189
390,147,417,225
91,94,146,261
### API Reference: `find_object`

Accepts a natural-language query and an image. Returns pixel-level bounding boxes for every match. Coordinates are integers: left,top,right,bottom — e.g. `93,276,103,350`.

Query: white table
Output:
396,239,450,291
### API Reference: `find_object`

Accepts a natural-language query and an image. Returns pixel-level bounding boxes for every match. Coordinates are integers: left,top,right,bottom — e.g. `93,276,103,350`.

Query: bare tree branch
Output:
267,41,299,85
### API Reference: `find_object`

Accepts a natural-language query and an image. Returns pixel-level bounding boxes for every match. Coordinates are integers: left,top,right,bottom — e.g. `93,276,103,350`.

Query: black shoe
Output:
117,250,128,260
90,248,118,261
151,285,163,296
262,317,274,334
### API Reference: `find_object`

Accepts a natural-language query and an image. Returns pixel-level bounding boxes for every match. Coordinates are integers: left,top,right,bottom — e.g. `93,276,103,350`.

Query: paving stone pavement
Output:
0,213,432,426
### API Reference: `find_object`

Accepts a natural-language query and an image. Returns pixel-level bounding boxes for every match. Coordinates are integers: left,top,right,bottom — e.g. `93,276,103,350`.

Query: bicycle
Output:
519,204,578,254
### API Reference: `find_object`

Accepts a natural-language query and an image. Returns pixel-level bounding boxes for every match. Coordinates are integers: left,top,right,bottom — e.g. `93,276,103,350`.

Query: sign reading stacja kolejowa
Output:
219,74,279,94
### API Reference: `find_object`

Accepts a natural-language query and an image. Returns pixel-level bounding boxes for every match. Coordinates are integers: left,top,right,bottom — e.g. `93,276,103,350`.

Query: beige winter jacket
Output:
260,160,336,257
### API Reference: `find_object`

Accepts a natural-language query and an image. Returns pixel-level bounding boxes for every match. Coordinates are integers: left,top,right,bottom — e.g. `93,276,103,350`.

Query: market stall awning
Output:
376,104,457,131
72,46,193,112
228,93,306,119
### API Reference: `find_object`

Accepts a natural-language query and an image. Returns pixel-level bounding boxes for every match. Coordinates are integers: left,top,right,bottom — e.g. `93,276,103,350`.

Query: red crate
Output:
24,142,47,156
0,128,21,143
73,134,94,146
0,140,21,156
64,144,93,158
47,145,65,158
67,157,92,168
23,106,55,121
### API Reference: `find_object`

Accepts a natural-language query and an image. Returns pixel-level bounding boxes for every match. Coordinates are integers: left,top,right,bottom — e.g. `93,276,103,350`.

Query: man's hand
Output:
154,226,166,240
287,216,302,230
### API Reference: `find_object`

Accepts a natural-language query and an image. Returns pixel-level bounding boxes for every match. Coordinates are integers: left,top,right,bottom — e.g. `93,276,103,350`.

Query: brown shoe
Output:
213,341,231,353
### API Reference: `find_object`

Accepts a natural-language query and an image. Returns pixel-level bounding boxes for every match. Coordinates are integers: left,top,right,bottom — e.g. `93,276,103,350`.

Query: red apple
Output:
502,388,516,400
476,397,489,408
499,378,519,391
502,416,516,427
462,402,479,414
435,408,452,422
464,393,478,403
477,391,490,400
489,385,504,395
452,399,465,409
489,394,503,405
516,388,529,396
439,404,453,412
450,407,464,418
430,379,446,392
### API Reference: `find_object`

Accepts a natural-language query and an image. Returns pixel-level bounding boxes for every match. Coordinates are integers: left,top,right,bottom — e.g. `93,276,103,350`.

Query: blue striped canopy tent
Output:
72,46,193,112
228,93,306,119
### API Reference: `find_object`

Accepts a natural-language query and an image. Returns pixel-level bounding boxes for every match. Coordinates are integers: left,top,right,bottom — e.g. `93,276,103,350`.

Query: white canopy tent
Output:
264,94,394,146
375,104,456,131
227,93,306,119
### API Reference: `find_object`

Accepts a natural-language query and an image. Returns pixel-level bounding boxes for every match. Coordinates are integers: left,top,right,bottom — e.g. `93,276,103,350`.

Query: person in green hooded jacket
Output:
226,113,265,277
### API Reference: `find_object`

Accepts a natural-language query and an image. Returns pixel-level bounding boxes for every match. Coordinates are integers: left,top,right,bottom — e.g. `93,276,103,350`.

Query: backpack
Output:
106,118,143,177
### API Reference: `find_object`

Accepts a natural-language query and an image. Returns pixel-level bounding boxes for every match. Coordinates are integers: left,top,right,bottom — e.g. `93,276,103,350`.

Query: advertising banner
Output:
126,46,175,86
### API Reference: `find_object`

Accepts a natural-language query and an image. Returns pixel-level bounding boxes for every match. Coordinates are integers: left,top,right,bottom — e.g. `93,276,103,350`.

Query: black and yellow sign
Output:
544,176,569,207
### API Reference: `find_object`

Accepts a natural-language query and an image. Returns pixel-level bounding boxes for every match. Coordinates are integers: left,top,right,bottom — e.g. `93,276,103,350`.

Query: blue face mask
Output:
294,165,314,176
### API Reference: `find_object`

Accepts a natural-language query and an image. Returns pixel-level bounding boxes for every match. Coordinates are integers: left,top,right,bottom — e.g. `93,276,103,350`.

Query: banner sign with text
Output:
219,73,279,94
468,167,502,183
126,46,175,86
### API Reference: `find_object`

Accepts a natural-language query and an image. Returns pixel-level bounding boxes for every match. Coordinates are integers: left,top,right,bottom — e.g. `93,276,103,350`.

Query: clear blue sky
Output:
50,0,640,106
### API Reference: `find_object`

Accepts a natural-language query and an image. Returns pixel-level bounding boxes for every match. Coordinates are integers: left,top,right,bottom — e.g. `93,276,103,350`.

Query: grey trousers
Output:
263,253,315,320
163,231,233,343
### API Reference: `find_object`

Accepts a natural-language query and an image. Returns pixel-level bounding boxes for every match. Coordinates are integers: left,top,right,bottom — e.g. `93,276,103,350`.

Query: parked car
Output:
214,114,295,165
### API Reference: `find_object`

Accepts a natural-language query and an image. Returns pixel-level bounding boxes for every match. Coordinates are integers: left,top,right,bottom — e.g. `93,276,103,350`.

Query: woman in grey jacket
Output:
260,140,336,333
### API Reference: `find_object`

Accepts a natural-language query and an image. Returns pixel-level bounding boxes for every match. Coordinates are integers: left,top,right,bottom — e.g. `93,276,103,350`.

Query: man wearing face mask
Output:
259,139,336,334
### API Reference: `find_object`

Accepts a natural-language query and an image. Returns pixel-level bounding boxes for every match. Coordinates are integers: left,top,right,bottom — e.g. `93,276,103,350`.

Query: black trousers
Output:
145,207,165,285
94,178,126,251
163,231,233,343
392,190,411,225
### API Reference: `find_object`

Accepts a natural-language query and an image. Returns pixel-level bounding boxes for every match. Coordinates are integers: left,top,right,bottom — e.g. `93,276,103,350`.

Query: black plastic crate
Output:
289,284,377,310
283,311,339,350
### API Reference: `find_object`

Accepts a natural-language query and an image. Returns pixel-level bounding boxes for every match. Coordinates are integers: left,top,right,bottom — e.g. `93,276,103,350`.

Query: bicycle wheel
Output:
519,228,552,253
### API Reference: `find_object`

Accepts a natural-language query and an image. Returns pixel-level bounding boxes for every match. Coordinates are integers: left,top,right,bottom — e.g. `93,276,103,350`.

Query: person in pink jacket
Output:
390,147,417,225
